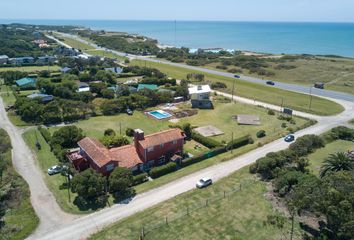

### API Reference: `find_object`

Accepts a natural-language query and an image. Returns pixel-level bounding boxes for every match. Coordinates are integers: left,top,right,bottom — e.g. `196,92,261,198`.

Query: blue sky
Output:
1,0,354,22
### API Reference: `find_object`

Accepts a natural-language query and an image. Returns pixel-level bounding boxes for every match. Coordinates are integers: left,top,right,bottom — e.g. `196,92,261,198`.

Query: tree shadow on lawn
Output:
112,189,136,205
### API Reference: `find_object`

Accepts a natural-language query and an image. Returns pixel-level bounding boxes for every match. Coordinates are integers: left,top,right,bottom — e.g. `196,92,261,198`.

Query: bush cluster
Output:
226,135,253,150
132,173,148,186
149,162,177,179
191,132,222,149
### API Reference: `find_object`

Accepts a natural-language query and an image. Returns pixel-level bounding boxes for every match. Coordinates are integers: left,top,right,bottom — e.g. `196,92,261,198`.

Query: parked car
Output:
126,108,133,115
47,165,62,175
196,177,213,188
266,80,275,86
284,134,295,142
314,82,324,89
234,75,240,78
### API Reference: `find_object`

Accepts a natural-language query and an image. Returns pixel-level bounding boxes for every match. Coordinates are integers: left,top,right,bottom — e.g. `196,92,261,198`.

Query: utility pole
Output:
309,87,313,110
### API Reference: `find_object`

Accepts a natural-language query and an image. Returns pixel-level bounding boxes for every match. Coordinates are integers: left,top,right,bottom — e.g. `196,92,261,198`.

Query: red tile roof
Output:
109,145,143,169
138,128,185,149
78,137,111,167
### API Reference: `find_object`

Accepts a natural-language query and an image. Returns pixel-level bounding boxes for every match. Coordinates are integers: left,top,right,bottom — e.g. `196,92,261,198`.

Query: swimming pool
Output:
148,110,172,120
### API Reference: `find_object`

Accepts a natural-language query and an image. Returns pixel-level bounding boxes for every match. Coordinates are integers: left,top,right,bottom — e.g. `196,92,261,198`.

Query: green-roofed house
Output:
15,77,37,89
137,84,158,91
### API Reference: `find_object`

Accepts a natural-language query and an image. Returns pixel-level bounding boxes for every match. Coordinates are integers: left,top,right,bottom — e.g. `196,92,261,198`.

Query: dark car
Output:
234,75,240,78
126,108,133,115
284,134,295,142
266,81,275,86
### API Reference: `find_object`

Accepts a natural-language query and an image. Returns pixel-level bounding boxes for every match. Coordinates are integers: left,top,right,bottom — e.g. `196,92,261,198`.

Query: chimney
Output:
134,129,144,147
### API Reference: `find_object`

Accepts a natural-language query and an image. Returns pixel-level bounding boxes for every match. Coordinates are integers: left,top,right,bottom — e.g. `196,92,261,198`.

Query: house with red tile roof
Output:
67,128,185,175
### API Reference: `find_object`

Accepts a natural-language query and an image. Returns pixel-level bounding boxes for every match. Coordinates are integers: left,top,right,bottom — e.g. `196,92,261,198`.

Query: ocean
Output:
1,19,354,57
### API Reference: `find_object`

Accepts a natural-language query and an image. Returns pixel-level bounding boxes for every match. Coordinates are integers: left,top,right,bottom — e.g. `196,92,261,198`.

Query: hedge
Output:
191,132,222,149
149,162,177,179
226,135,253,150
37,126,52,143
181,146,227,167
132,173,148,186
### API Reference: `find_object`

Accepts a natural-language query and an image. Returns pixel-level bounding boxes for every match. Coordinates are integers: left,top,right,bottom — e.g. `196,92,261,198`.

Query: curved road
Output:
53,32,354,103
0,98,77,235
1,33,351,239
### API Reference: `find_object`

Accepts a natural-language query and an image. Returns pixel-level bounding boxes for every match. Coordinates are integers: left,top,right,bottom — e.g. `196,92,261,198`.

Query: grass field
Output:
131,60,344,116
51,101,309,145
307,140,354,176
90,168,301,240
23,128,87,214
1,130,39,240
206,56,354,95
54,34,95,51
86,49,128,61
0,65,60,73
349,119,354,124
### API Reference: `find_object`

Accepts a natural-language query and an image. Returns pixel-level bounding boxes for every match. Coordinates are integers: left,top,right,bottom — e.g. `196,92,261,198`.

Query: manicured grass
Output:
53,102,309,145
206,56,354,95
90,168,301,240
55,34,95,51
1,130,39,239
131,60,344,116
0,65,60,72
86,49,128,61
23,128,91,214
307,140,354,176
0,85,16,106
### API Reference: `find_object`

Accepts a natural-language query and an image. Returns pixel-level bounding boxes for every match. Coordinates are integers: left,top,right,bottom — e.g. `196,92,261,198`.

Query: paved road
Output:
53,32,354,103
0,98,77,235
29,99,354,240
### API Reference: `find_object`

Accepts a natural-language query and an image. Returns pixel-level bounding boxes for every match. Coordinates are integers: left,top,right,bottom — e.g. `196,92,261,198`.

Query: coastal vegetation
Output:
131,59,344,116
0,128,39,239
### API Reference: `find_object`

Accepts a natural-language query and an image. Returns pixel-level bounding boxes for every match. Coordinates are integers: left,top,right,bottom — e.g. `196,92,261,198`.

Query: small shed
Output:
137,84,158,91
236,115,261,125
15,78,37,89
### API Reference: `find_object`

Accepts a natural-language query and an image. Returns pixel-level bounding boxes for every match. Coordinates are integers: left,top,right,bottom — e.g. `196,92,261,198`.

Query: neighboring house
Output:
105,67,123,74
55,47,78,57
0,55,9,65
15,77,37,89
37,56,57,64
137,84,158,91
9,57,35,65
77,82,90,93
61,67,72,74
27,93,54,102
188,85,213,109
68,128,185,175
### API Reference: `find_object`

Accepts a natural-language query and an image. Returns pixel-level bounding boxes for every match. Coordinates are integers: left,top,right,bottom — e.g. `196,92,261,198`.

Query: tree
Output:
100,135,129,148
320,152,354,178
109,167,134,199
182,123,192,139
101,89,115,99
104,129,116,136
50,126,84,148
71,169,107,206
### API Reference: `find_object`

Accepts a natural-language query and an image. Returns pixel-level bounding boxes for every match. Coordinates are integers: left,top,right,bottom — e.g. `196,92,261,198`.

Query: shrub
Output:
125,128,135,137
278,115,292,121
287,127,294,133
267,109,275,115
211,82,227,89
38,126,52,143
281,123,287,128
104,128,116,136
256,130,266,138
226,135,253,150
149,162,177,179
132,173,148,185
289,119,296,125
191,132,222,149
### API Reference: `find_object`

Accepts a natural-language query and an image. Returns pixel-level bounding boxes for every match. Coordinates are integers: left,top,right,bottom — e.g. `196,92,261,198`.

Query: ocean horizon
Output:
1,19,354,57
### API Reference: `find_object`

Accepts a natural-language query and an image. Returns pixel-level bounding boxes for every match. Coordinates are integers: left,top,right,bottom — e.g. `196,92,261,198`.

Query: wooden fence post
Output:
205,199,208,207
140,226,145,240
224,191,226,198
166,217,168,226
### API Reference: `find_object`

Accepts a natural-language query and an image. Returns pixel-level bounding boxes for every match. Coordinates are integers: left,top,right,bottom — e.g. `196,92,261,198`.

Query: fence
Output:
139,180,259,240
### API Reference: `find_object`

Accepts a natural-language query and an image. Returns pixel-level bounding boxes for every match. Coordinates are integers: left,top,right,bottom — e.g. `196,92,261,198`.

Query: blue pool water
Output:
148,110,172,120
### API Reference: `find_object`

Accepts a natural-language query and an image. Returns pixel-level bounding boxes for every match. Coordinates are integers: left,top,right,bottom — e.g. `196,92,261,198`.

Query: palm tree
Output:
320,152,354,178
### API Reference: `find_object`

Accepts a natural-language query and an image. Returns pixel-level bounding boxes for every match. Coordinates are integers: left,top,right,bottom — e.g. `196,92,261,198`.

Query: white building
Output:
188,85,213,109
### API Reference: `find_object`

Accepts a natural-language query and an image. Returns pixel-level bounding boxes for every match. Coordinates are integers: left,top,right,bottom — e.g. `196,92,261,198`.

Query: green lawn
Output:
86,49,128,61
0,65,60,72
23,128,89,214
0,85,16,106
307,140,354,176
206,56,354,95
90,168,301,240
1,130,39,240
55,34,95,51
131,60,344,116
54,101,309,145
